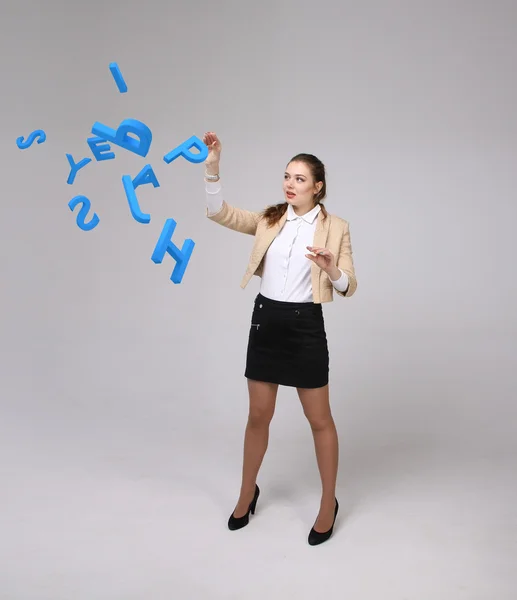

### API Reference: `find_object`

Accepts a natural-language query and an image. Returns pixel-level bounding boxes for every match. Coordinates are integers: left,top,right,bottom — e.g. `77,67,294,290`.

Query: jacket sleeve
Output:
206,200,262,236
335,221,357,298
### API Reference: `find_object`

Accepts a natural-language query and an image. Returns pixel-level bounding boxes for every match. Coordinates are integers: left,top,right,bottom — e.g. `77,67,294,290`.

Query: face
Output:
283,161,323,211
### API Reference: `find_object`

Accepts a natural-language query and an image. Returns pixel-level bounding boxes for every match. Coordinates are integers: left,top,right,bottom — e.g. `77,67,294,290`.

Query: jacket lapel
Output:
310,210,331,282
256,210,288,262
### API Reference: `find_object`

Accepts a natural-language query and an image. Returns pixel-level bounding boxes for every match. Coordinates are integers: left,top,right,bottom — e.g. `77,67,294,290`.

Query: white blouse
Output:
206,180,349,303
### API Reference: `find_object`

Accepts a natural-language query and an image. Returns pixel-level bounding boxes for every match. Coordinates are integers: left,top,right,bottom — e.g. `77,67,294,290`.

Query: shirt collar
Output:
286,202,321,224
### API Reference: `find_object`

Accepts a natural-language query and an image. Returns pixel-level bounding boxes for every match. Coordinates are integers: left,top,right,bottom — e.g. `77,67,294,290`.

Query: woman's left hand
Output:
305,246,336,273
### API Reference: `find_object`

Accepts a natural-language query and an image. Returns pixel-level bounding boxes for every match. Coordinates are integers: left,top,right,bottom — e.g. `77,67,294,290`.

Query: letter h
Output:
151,219,195,284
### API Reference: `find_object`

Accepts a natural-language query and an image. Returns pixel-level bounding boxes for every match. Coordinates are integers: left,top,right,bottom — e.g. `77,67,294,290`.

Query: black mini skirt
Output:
244,293,329,389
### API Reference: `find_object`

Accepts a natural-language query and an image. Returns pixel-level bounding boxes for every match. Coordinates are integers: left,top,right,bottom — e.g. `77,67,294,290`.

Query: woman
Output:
202,132,357,546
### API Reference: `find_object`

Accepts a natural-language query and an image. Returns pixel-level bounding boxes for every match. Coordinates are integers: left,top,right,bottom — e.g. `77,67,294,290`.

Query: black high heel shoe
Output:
308,498,339,546
228,484,260,531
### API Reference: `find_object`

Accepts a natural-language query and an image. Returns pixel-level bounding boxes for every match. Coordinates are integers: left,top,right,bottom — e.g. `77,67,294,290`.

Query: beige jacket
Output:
206,201,357,303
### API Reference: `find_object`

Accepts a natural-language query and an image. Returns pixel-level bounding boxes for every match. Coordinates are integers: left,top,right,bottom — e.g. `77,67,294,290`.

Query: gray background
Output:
1,0,516,598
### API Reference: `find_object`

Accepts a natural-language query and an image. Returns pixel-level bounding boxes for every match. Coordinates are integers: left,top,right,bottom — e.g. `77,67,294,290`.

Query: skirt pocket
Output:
245,300,328,388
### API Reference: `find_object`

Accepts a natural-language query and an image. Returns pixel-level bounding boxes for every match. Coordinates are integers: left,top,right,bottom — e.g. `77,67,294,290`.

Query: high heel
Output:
227,484,260,531
308,498,339,546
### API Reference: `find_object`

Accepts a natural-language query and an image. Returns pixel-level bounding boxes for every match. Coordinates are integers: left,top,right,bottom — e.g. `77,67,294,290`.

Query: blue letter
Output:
151,218,195,284
91,119,152,157
122,175,150,224
66,154,92,185
16,129,46,149
109,62,128,93
163,135,208,165
87,136,115,161
133,164,160,190
68,195,99,231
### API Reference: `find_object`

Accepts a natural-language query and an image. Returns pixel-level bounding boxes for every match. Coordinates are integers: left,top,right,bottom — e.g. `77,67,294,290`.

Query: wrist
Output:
326,266,341,281
204,171,220,183
205,163,220,176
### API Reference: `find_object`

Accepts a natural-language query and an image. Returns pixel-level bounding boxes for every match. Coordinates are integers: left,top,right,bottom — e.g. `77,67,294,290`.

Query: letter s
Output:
16,130,47,150
68,195,100,231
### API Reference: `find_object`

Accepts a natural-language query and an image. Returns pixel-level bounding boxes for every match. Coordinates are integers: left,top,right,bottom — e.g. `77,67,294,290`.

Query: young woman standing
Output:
203,132,357,545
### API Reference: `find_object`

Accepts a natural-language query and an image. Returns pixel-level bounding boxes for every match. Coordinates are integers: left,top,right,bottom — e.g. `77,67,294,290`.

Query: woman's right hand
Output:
203,131,222,167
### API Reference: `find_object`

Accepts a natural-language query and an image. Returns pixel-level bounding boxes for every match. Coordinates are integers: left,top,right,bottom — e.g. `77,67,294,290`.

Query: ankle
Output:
321,494,336,506
240,483,256,497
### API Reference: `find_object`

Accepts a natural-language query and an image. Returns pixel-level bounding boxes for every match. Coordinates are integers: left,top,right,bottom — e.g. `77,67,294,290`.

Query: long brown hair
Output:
261,153,329,227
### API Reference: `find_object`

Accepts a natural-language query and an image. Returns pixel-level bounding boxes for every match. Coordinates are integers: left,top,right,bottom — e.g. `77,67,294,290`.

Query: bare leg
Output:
232,379,279,518
297,384,339,532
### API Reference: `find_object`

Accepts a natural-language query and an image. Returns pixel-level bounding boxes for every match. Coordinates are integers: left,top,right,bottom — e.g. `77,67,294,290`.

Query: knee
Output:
305,414,334,432
248,406,274,429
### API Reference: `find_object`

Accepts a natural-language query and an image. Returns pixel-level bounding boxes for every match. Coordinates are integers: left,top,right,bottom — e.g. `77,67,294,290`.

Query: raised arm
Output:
203,131,262,236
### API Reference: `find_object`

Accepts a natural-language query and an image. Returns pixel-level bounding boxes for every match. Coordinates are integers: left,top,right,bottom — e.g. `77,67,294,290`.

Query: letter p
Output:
163,135,208,165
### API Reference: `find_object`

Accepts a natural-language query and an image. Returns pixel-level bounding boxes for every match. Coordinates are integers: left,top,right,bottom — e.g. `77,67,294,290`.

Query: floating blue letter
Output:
87,136,115,161
133,164,160,190
151,219,195,284
16,129,46,150
66,154,92,185
91,119,152,157
109,62,128,93
163,135,208,165
121,166,159,224
68,195,100,231
122,175,150,224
